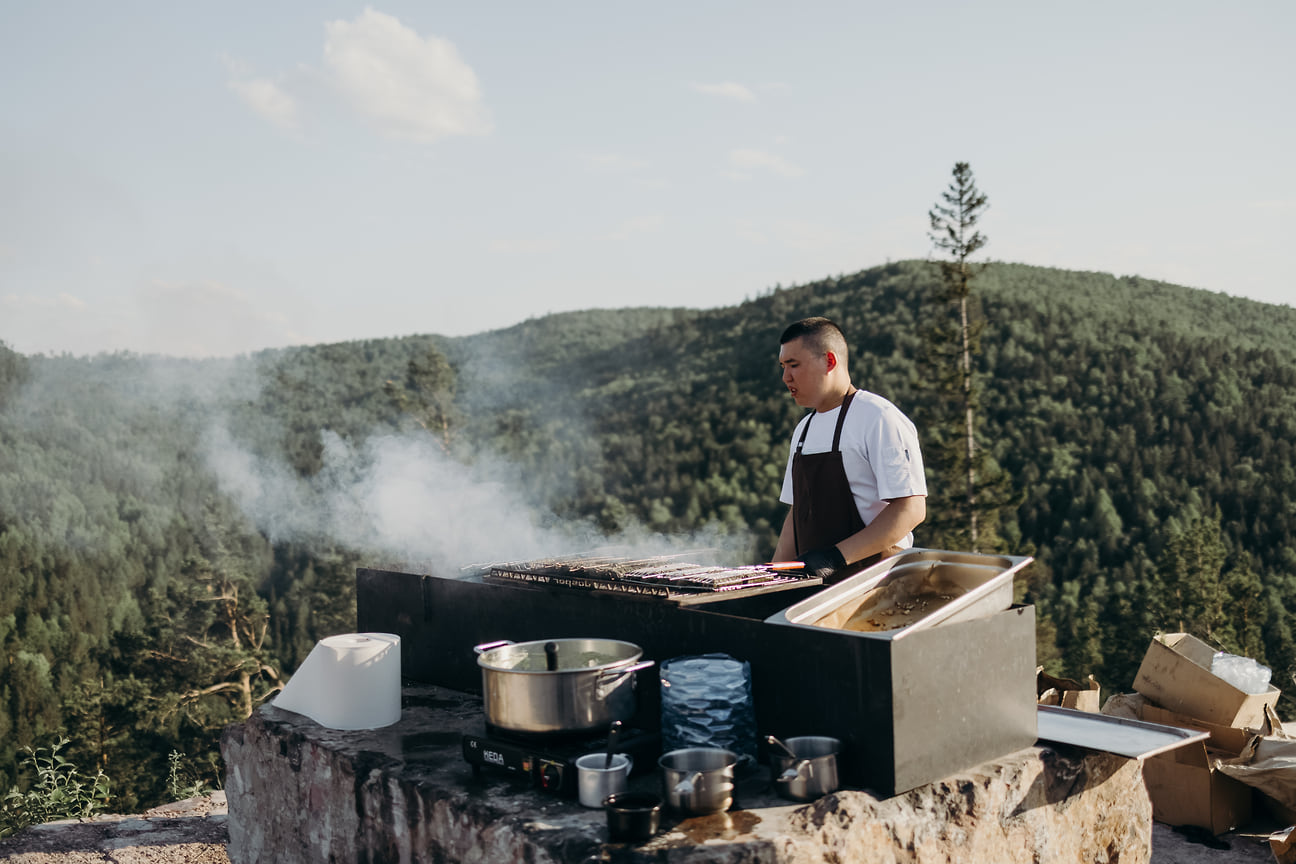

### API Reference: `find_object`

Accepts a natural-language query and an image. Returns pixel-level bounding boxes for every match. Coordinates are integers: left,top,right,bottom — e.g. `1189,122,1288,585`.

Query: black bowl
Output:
604,792,663,843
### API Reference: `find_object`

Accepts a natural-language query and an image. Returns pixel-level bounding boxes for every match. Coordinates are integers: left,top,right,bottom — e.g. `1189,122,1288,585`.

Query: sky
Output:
1,2,1292,359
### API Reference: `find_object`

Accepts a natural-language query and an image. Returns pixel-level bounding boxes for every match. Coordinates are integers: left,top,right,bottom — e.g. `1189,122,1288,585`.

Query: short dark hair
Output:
780,317,848,362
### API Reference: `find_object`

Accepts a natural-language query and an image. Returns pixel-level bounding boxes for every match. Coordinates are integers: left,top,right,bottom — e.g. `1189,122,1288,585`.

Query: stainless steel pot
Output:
474,638,654,735
604,792,662,842
769,736,840,801
660,747,737,815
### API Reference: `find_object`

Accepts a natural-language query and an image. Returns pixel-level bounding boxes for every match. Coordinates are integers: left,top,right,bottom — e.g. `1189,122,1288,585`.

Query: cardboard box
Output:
1037,669,1101,712
1137,702,1254,834
1133,633,1280,729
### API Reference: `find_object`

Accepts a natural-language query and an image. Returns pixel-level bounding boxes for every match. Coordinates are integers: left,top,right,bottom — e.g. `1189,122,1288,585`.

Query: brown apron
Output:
791,390,901,583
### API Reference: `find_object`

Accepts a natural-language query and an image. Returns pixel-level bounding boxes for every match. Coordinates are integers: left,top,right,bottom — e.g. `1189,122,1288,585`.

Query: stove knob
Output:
538,762,562,791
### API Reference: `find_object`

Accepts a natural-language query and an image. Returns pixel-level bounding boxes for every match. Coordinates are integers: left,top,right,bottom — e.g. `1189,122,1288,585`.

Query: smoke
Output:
202,422,758,574
1,343,759,576
198,325,761,574
203,423,580,569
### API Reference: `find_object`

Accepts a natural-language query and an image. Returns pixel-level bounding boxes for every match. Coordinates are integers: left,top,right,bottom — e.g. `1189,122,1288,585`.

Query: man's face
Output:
779,337,831,409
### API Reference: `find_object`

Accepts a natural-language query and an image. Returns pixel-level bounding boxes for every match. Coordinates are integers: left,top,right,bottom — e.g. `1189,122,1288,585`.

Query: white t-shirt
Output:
779,390,927,548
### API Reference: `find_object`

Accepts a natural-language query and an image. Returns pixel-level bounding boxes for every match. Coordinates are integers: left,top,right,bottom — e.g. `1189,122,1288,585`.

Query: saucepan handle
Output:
672,770,703,806
595,660,655,695
473,640,514,655
599,659,655,680
779,760,811,783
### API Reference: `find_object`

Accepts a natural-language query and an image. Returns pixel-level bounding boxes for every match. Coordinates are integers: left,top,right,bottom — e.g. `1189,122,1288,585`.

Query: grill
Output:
357,551,1038,798
482,554,817,602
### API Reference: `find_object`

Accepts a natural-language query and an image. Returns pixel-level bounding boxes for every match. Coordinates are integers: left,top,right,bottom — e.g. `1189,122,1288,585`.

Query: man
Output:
772,317,927,583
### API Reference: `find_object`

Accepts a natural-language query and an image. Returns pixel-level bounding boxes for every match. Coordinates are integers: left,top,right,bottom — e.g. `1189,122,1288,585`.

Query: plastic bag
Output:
1211,651,1272,695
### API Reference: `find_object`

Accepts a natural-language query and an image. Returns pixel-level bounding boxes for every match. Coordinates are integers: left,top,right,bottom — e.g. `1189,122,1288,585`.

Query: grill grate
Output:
482,555,813,598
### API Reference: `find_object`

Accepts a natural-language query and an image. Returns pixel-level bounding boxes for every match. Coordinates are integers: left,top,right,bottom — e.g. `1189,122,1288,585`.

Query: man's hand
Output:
800,546,847,581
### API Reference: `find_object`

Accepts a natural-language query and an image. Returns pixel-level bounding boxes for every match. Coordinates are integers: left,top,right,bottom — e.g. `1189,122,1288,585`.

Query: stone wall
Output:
222,686,1152,864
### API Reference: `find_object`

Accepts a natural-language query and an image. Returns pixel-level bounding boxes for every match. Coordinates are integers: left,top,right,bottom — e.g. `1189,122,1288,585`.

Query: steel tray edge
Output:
763,548,1034,640
1036,705,1211,760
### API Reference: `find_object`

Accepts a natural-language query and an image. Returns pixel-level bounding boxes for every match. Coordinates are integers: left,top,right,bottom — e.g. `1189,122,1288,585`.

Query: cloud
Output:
488,235,560,255
224,9,490,144
770,218,847,252
727,148,804,179
228,75,300,131
0,281,310,358
2,292,86,311
731,218,846,252
581,152,649,174
690,82,757,103
135,279,306,357
1248,199,1295,211
322,8,492,143
608,213,664,241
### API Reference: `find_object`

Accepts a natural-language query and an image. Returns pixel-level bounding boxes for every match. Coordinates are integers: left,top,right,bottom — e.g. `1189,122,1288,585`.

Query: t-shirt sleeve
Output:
868,412,927,500
778,419,804,506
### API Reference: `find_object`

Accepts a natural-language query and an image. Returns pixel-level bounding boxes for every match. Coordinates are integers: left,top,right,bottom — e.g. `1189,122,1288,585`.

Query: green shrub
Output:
167,750,208,801
0,738,111,839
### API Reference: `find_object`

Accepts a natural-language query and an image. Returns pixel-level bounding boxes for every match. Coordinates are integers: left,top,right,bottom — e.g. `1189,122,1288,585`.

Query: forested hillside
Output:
1,260,1293,809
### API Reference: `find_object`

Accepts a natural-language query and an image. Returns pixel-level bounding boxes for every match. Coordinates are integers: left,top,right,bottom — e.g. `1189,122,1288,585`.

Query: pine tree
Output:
923,162,1006,551
382,345,459,451
1156,508,1228,640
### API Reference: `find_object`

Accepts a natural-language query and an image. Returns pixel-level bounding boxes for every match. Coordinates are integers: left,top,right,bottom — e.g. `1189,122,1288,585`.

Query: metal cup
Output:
576,753,633,808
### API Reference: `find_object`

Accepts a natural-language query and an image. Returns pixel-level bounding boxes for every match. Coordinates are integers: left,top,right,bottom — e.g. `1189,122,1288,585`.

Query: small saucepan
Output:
767,735,840,801
604,792,663,843
660,747,737,815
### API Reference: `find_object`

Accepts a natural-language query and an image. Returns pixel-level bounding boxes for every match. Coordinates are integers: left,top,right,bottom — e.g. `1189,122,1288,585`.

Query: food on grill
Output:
483,555,814,595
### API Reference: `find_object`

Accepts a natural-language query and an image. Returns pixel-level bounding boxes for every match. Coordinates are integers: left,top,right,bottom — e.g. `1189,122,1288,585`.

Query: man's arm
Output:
772,508,797,562
835,495,926,565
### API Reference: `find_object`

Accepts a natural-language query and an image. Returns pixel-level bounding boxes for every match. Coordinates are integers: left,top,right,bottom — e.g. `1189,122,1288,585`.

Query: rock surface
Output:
221,684,1157,863
0,792,229,863
0,788,1282,862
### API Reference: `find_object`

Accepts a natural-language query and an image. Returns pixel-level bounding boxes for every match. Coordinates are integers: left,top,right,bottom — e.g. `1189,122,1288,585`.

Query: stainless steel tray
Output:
764,548,1033,640
1036,705,1209,760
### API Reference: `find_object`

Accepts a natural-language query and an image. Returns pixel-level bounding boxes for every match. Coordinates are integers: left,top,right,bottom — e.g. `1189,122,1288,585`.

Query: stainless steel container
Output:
659,747,737,815
766,549,1034,639
761,550,1039,796
604,792,663,842
575,752,633,808
474,638,654,735
769,736,840,801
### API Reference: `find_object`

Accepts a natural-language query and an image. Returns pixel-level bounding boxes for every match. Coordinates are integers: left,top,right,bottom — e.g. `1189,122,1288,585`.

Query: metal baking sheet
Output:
764,549,1034,640
1036,705,1210,760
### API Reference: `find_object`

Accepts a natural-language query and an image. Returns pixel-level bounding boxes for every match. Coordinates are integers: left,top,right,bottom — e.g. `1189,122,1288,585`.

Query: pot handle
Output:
672,770,703,806
595,660,655,696
473,640,514,654
778,761,811,784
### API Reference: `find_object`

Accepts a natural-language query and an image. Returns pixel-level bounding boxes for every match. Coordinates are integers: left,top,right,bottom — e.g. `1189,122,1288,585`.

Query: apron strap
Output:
831,389,857,451
796,388,857,454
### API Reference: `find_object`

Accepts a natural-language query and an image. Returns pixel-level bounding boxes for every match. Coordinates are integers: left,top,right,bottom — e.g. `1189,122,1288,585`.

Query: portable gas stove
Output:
461,723,661,797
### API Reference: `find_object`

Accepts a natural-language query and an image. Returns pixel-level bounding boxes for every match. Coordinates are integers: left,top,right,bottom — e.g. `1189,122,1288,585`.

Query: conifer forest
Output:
2,260,1294,809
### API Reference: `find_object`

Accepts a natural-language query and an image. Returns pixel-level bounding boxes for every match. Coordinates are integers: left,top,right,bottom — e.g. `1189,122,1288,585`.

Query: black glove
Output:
800,546,847,581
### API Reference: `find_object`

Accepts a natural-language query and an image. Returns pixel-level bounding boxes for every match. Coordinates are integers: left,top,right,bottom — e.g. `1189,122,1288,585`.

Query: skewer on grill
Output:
484,554,814,593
